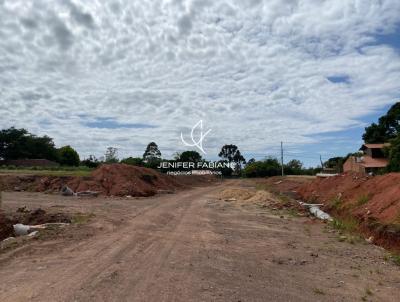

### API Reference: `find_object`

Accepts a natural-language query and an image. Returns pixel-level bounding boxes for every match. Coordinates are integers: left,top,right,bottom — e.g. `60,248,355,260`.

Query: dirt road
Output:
0,180,399,301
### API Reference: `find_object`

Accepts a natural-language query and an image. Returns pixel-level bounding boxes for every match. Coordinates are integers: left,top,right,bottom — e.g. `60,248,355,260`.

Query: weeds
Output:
331,195,343,210
255,183,270,191
384,253,400,266
72,213,95,224
285,208,299,217
277,194,290,203
330,217,358,233
313,288,325,295
392,254,400,266
0,166,93,177
361,288,373,301
357,194,370,206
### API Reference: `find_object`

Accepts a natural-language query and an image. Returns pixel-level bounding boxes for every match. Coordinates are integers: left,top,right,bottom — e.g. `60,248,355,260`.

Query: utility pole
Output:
281,141,284,176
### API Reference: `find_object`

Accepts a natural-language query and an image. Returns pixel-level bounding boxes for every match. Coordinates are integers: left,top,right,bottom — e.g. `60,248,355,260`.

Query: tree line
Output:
0,128,316,176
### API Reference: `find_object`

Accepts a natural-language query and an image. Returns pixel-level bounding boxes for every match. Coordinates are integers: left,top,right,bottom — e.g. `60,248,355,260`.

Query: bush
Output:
120,157,144,166
81,155,100,168
243,157,281,177
58,145,80,166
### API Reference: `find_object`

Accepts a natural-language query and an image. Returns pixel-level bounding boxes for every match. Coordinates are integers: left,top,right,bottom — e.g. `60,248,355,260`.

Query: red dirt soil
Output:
297,173,400,251
0,164,216,197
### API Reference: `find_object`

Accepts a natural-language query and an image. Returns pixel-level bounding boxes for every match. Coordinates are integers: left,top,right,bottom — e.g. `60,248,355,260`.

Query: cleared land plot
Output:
0,179,399,302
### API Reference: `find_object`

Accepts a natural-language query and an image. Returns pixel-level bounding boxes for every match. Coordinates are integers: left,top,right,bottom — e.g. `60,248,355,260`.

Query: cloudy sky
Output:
0,0,399,166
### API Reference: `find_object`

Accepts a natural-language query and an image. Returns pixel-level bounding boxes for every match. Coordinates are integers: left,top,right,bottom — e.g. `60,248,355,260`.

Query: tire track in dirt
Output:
0,186,222,302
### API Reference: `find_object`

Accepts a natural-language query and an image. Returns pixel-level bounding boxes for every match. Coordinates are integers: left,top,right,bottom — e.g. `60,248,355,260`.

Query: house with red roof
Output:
343,143,390,174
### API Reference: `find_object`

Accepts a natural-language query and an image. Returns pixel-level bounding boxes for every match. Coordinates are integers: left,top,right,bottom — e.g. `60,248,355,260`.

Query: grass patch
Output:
255,183,271,191
0,167,92,177
392,254,400,266
0,165,94,176
277,193,290,203
331,195,343,210
72,213,95,224
313,288,325,295
384,253,400,266
357,194,370,206
330,217,358,233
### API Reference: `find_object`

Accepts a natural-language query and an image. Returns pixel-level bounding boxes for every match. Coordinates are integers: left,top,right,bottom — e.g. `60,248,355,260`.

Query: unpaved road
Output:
0,180,399,302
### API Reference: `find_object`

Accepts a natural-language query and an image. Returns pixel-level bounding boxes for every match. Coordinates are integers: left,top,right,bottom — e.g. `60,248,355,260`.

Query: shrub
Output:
58,145,80,166
120,157,144,166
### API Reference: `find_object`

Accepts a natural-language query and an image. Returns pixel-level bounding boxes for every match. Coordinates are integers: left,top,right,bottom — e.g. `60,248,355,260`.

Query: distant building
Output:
343,143,390,174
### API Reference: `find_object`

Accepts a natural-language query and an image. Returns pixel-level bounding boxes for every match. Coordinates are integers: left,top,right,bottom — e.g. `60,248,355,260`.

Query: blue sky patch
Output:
327,75,350,84
373,26,400,50
84,117,157,129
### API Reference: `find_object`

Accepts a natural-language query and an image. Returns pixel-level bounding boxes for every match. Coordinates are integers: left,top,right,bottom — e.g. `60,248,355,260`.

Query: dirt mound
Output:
218,188,279,204
297,173,400,223
90,164,181,196
297,173,400,251
247,190,276,203
218,188,255,201
0,164,216,197
37,164,183,197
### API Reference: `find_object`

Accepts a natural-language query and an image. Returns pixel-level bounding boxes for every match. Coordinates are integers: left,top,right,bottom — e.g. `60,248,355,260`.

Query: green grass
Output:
392,254,400,266
384,253,400,266
0,166,93,177
330,217,359,233
357,194,370,206
72,213,96,224
255,183,272,191
313,288,325,295
331,195,343,210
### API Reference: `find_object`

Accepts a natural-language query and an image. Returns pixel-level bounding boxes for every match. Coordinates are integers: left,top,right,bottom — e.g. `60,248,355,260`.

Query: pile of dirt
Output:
218,188,255,201
217,187,303,212
297,173,400,251
37,164,183,197
0,164,216,197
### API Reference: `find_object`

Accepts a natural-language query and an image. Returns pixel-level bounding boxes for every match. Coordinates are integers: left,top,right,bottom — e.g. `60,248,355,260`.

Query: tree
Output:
58,145,80,166
175,150,203,162
120,157,144,166
363,102,400,143
386,135,400,172
243,157,281,178
81,155,100,168
105,147,118,163
232,149,246,173
323,156,346,173
246,158,256,165
143,142,161,162
218,144,246,174
285,159,303,175
0,127,58,161
218,144,239,163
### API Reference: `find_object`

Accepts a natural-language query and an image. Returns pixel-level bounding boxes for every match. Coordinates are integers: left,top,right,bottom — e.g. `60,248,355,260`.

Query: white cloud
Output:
0,0,399,162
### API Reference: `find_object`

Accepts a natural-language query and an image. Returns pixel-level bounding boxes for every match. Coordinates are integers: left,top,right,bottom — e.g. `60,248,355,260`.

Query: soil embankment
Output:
297,173,400,251
0,164,215,197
